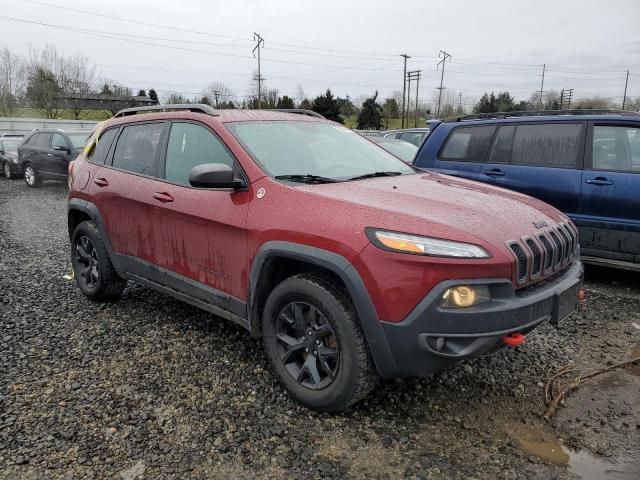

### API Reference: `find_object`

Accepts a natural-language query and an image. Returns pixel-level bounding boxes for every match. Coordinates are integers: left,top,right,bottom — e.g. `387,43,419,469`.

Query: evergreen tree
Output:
148,88,159,104
200,96,212,105
100,83,113,95
137,89,147,97
495,91,516,112
311,89,343,123
276,95,295,109
357,91,383,130
299,98,312,110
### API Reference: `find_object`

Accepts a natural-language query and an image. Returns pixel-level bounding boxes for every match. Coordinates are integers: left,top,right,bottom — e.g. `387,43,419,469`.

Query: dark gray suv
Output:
18,129,89,187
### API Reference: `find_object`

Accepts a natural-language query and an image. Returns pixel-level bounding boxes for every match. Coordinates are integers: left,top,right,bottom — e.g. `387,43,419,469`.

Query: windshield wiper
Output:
274,174,339,184
347,171,403,181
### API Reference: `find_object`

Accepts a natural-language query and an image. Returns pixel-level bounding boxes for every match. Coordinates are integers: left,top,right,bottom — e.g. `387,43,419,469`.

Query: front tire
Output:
71,220,126,301
24,164,41,187
262,274,378,412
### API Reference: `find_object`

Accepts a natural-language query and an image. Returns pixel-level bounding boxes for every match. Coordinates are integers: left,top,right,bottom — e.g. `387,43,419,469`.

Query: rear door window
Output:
111,123,166,176
510,123,582,168
163,122,235,185
592,125,640,173
439,125,496,161
34,133,51,148
88,128,118,165
399,131,426,146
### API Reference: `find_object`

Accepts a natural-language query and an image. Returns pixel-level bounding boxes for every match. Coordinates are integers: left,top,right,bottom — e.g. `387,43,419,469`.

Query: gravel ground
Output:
1,178,639,480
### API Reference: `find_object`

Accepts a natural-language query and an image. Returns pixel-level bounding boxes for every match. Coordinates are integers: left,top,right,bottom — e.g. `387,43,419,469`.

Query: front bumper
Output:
379,261,583,378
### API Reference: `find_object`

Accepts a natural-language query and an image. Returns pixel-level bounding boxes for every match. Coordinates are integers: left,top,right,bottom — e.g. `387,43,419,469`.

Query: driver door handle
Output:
93,177,109,187
585,177,613,186
153,192,174,203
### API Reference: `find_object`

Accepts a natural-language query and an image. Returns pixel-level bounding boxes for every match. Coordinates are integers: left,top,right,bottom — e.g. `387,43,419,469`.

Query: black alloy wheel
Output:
74,235,99,292
275,301,340,390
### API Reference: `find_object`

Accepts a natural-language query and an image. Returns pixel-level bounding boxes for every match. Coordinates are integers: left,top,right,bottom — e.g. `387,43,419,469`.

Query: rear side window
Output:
487,125,515,164
164,122,235,185
34,133,51,148
592,125,640,173
399,131,426,146
112,123,165,176
88,128,118,165
440,125,496,161
510,123,582,168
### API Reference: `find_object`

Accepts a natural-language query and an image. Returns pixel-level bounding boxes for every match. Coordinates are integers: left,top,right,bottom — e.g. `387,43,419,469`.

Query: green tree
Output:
382,98,399,128
494,91,516,112
26,68,61,119
148,88,159,104
337,95,357,117
100,83,113,95
276,95,295,109
473,92,497,113
312,89,343,122
137,89,147,97
357,91,383,130
200,95,211,105
299,98,312,110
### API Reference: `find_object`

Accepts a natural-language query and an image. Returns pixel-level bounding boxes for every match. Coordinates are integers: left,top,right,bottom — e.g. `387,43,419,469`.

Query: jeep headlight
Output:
366,229,490,258
441,285,491,308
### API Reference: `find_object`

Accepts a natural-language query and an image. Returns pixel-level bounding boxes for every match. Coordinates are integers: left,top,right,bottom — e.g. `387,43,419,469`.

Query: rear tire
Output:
3,162,13,179
71,220,126,301
262,274,378,412
24,164,41,187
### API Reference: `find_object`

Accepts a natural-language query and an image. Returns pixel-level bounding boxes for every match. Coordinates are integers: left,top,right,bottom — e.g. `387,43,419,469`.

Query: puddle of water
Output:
508,425,639,479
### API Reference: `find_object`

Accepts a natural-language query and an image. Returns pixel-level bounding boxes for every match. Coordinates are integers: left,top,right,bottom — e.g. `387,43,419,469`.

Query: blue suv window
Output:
440,125,496,161
510,123,582,168
487,125,515,164
592,125,640,173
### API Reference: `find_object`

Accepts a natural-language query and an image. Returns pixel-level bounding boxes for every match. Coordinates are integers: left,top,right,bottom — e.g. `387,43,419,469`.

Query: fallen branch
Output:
544,356,640,420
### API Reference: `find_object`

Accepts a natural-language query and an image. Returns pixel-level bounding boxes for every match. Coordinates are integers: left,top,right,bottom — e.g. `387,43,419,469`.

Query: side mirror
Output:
189,163,243,189
53,145,70,154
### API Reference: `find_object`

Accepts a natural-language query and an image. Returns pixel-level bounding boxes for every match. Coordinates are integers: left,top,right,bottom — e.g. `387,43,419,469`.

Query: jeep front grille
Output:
507,222,578,287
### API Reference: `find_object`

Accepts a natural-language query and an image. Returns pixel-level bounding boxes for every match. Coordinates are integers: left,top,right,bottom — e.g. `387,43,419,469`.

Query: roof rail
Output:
113,103,219,118
445,109,640,122
270,108,325,119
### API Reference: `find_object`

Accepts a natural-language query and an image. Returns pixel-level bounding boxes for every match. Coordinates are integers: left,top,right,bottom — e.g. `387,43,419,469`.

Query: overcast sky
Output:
3,0,640,107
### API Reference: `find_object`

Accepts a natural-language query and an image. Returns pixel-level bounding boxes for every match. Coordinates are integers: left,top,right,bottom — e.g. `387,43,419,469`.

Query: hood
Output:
297,171,568,250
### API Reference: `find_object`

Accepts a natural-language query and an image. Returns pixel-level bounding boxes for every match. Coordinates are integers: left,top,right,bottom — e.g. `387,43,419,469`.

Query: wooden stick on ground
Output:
544,356,640,420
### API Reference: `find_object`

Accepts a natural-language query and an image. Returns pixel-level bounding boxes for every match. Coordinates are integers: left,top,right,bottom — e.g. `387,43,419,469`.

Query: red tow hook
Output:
578,288,586,304
502,332,525,347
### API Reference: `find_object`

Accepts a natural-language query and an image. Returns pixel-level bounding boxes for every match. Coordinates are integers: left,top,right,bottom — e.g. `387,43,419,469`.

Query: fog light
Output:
441,285,490,308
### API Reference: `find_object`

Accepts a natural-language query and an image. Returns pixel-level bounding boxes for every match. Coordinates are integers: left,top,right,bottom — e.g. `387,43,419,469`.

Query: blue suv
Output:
414,110,640,271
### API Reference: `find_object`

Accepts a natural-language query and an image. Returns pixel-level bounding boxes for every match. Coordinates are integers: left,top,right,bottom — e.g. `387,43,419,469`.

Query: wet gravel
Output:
1,178,639,479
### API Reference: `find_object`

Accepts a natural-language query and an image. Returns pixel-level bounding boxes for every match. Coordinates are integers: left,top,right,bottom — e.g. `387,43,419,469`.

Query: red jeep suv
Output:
67,104,583,411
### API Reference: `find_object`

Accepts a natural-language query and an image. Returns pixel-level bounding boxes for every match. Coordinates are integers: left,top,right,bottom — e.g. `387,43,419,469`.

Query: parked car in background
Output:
354,129,382,137
18,129,90,187
383,127,430,146
67,104,582,411
369,136,418,163
1,134,24,179
415,110,640,271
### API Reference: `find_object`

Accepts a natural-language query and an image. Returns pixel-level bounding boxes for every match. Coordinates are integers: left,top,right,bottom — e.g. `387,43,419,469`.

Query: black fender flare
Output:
249,241,398,378
67,199,119,267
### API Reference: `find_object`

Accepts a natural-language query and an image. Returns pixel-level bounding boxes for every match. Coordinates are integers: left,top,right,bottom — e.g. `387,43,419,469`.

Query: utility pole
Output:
400,54,410,128
252,32,265,108
622,70,630,110
407,70,421,128
414,70,421,127
458,92,463,113
560,88,574,109
539,63,546,110
436,50,451,118
212,90,220,108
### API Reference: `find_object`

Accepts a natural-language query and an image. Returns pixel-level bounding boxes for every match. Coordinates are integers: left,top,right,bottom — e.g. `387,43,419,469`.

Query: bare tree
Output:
0,47,26,116
205,81,235,108
58,54,96,119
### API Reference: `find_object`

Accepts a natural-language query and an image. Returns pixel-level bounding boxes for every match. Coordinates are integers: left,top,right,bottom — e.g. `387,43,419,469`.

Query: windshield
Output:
227,121,414,181
1,139,21,152
376,140,418,162
68,133,89,149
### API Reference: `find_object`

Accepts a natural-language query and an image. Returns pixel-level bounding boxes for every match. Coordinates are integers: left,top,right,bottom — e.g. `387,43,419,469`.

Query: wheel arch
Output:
67,199,117,266
249,241,398,378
